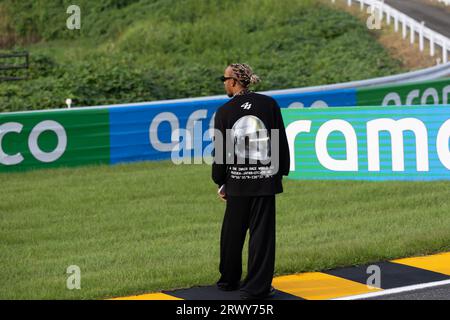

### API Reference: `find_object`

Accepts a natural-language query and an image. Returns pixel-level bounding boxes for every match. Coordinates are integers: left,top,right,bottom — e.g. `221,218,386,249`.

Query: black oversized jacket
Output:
212,92,290,196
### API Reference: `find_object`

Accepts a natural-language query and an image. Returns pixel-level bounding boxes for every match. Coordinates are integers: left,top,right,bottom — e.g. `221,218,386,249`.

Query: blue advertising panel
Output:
109,99,223,164
271,88,357,108
108,89,357,164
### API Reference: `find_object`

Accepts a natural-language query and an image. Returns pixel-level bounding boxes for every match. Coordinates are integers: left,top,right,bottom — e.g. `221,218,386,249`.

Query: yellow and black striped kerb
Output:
111,251,450,300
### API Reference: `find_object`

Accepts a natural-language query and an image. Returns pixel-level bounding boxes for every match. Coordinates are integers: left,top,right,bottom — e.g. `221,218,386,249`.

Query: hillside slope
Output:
0,0,403,112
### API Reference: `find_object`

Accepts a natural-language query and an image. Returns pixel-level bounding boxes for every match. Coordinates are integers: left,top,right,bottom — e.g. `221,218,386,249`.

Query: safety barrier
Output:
265,66,450,95
1,78,449,175
284,105,450,180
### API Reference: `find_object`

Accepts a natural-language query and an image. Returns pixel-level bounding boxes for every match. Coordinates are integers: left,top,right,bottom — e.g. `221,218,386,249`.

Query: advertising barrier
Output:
283,105,450,180
0,108,109,172
356,78,450,107
109,100,219,164
1,78,449,179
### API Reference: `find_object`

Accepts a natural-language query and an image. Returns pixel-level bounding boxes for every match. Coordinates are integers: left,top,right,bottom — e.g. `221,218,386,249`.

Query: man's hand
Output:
218,184,227,202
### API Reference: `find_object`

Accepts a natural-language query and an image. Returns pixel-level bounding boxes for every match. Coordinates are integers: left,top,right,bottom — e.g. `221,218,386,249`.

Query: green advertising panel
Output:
281,105,450,181
0,109,110,172
357,78,450,107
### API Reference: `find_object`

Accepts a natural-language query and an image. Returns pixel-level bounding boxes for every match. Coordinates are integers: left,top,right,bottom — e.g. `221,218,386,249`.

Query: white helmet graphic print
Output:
231,115,271,161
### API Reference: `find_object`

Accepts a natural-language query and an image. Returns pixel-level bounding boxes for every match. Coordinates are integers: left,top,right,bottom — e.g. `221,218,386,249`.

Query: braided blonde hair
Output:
229,63,261,88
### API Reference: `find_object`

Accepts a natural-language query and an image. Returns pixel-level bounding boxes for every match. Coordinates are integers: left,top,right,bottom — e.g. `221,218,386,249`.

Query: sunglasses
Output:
220,76,237,82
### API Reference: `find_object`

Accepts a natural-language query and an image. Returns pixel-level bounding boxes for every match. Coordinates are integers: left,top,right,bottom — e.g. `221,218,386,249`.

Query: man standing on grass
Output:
212,63,290,300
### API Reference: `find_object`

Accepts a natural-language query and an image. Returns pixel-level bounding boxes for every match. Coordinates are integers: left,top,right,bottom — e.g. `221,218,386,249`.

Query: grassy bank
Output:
0,0,403,112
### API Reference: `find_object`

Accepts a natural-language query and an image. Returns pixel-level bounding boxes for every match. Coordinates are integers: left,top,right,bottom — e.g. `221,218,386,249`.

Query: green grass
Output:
1,160,449,299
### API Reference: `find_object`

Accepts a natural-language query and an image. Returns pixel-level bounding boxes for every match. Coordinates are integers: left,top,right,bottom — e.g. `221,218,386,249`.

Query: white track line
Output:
332,279,450,300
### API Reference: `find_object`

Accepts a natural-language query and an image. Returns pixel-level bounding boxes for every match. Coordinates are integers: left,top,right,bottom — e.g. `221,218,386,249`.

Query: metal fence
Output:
332,0,450,63
0,52,29,81
436,0,450,6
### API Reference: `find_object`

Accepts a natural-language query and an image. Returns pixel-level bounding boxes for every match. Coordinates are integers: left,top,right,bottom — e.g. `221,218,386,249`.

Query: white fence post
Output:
430,34,435,57
385,4,390,25
394,13,399,32
410,21,415,44
444,42,448,63
419,22,425,52
402,15,407,39
379,2,383,22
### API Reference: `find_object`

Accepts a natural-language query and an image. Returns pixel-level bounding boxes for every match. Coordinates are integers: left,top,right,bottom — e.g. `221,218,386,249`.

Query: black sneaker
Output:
217,282,240,291
240,286,276,300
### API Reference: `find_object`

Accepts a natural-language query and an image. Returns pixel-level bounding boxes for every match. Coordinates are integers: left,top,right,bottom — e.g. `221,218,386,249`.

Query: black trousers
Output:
217,195,276,297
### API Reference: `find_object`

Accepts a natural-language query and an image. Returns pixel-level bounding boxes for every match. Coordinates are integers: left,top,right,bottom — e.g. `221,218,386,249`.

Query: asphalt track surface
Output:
113,252,450,300
363,284,450,300
385,0,450,38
